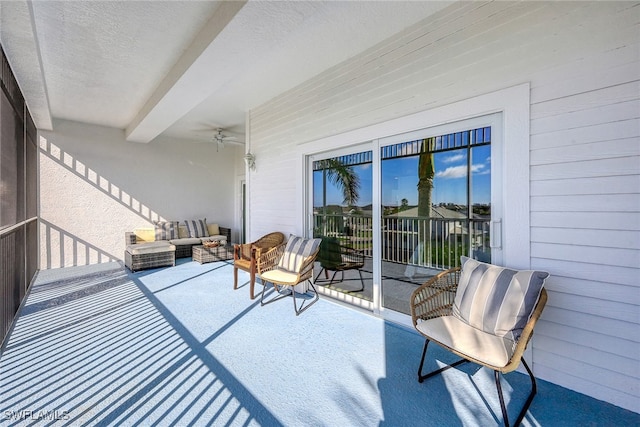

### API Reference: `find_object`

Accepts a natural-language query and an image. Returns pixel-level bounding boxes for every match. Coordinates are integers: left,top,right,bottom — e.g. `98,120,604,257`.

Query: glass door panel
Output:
312,150,373,308
380,127,492,315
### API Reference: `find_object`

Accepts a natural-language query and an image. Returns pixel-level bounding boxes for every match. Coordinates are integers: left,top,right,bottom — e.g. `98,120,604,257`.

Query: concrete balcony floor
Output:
1,259,638,426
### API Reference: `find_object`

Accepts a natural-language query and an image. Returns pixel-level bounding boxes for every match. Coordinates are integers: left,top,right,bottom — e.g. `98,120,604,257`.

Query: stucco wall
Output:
247,1,639,412
39,119,241,269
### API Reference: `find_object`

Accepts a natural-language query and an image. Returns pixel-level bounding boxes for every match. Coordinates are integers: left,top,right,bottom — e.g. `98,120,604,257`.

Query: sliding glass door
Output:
379,122,497,315
306,114,501,318
310,147,373,309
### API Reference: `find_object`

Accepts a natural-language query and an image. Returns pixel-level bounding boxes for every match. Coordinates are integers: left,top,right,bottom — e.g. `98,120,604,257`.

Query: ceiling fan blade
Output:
189,126,245,146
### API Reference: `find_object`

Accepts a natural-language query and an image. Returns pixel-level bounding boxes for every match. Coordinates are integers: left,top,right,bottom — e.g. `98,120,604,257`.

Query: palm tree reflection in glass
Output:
317,158,361,239
408,146,435,276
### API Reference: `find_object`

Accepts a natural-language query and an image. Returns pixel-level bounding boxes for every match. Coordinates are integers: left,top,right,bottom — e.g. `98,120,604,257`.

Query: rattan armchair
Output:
233,232,285,299
410,261,548,427
257,236,321,315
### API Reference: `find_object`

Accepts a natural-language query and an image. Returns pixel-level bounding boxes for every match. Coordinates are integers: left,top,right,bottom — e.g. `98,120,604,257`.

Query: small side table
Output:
192,244,234,264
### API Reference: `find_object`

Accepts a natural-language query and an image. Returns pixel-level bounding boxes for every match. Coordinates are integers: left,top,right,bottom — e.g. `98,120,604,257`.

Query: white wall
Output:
39,119,241,269
247,1,639,413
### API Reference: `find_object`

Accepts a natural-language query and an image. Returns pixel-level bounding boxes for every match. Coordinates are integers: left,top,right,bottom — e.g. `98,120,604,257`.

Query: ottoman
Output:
125,241,176,272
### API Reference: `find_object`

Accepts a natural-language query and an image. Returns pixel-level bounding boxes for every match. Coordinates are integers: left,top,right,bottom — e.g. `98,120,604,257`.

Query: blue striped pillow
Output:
184,218,210,238
277,235,321,273
153,221,179,240
453,256,548,341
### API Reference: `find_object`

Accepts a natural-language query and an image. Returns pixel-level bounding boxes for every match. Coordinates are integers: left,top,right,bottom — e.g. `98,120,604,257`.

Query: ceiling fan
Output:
210,128,244,151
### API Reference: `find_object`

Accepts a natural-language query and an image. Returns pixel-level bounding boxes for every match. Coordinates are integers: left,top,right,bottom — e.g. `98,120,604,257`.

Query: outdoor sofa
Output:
125,219,230,271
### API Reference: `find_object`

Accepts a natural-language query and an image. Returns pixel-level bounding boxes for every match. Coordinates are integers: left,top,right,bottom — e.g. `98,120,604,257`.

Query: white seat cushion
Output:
260,267,300,286
126,241,176,255
416,315,516,368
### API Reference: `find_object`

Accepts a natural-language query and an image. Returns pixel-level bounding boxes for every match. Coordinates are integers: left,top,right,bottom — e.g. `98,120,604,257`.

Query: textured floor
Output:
0,260,638,426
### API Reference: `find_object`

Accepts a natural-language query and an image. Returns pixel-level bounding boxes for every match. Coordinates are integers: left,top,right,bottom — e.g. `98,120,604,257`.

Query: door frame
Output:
376,112,503,323
297,83,531,325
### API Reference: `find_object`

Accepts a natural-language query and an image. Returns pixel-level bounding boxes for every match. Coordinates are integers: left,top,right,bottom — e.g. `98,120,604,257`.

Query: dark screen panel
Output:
0,90,25,227
26,131,37,218
0,44,37,346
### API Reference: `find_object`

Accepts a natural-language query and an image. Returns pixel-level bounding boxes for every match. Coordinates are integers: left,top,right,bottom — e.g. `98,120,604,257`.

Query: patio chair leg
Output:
493,356,537,427
325,270,364,293
260,281,292,307
495,370,510,427
261,280,319,315
355,269,365,292
417,338,469,383
292,280,319,316
417,339,431,382
503,357,537,427
519,357,538,425
314,267,325,283
328,270,339,286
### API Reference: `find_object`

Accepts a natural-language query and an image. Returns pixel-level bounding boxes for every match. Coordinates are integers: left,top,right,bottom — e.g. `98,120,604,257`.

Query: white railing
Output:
313,213,491,270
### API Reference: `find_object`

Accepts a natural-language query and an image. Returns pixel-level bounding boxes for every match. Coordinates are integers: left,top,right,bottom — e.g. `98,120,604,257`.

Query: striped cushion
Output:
277,235,321,273
184,219,210,238
153,221,179,240
453,256,548,341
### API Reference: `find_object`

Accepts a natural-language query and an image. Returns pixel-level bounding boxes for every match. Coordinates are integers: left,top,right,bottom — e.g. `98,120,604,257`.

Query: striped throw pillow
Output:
453,256,548,341
153,221,179,240
184,218,210,238
277,235,321,273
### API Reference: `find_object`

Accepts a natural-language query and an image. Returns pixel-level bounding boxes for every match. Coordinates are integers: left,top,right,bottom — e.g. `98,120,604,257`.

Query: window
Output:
380,126,492,269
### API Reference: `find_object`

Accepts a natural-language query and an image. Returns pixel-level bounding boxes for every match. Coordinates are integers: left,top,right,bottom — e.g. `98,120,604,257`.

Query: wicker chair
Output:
410,260,549,427
314,236,365,292
233,232,285,299
257,236,321,315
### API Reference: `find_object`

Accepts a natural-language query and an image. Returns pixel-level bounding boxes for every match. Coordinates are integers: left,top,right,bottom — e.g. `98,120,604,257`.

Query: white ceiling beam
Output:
125,0,247,143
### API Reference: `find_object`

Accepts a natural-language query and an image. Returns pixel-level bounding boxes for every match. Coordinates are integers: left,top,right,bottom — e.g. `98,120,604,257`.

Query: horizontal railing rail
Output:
313,213,490,270
0,216,38,236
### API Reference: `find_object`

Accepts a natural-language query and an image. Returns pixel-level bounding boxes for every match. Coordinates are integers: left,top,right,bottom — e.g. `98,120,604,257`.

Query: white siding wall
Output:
248,1,640,412
40,119,242,268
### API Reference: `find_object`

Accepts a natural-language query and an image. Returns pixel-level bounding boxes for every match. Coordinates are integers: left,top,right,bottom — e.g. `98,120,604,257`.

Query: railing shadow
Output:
39,137,161,224
2,261,639,426
38,135,181,269
0,262,282,426
39,219,118,269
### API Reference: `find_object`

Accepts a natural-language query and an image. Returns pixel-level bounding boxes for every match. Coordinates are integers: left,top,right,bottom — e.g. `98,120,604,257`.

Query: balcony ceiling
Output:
0,0,453,144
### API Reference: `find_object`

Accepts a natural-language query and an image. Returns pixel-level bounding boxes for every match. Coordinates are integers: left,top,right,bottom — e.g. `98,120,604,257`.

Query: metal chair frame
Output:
314,237,365,292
